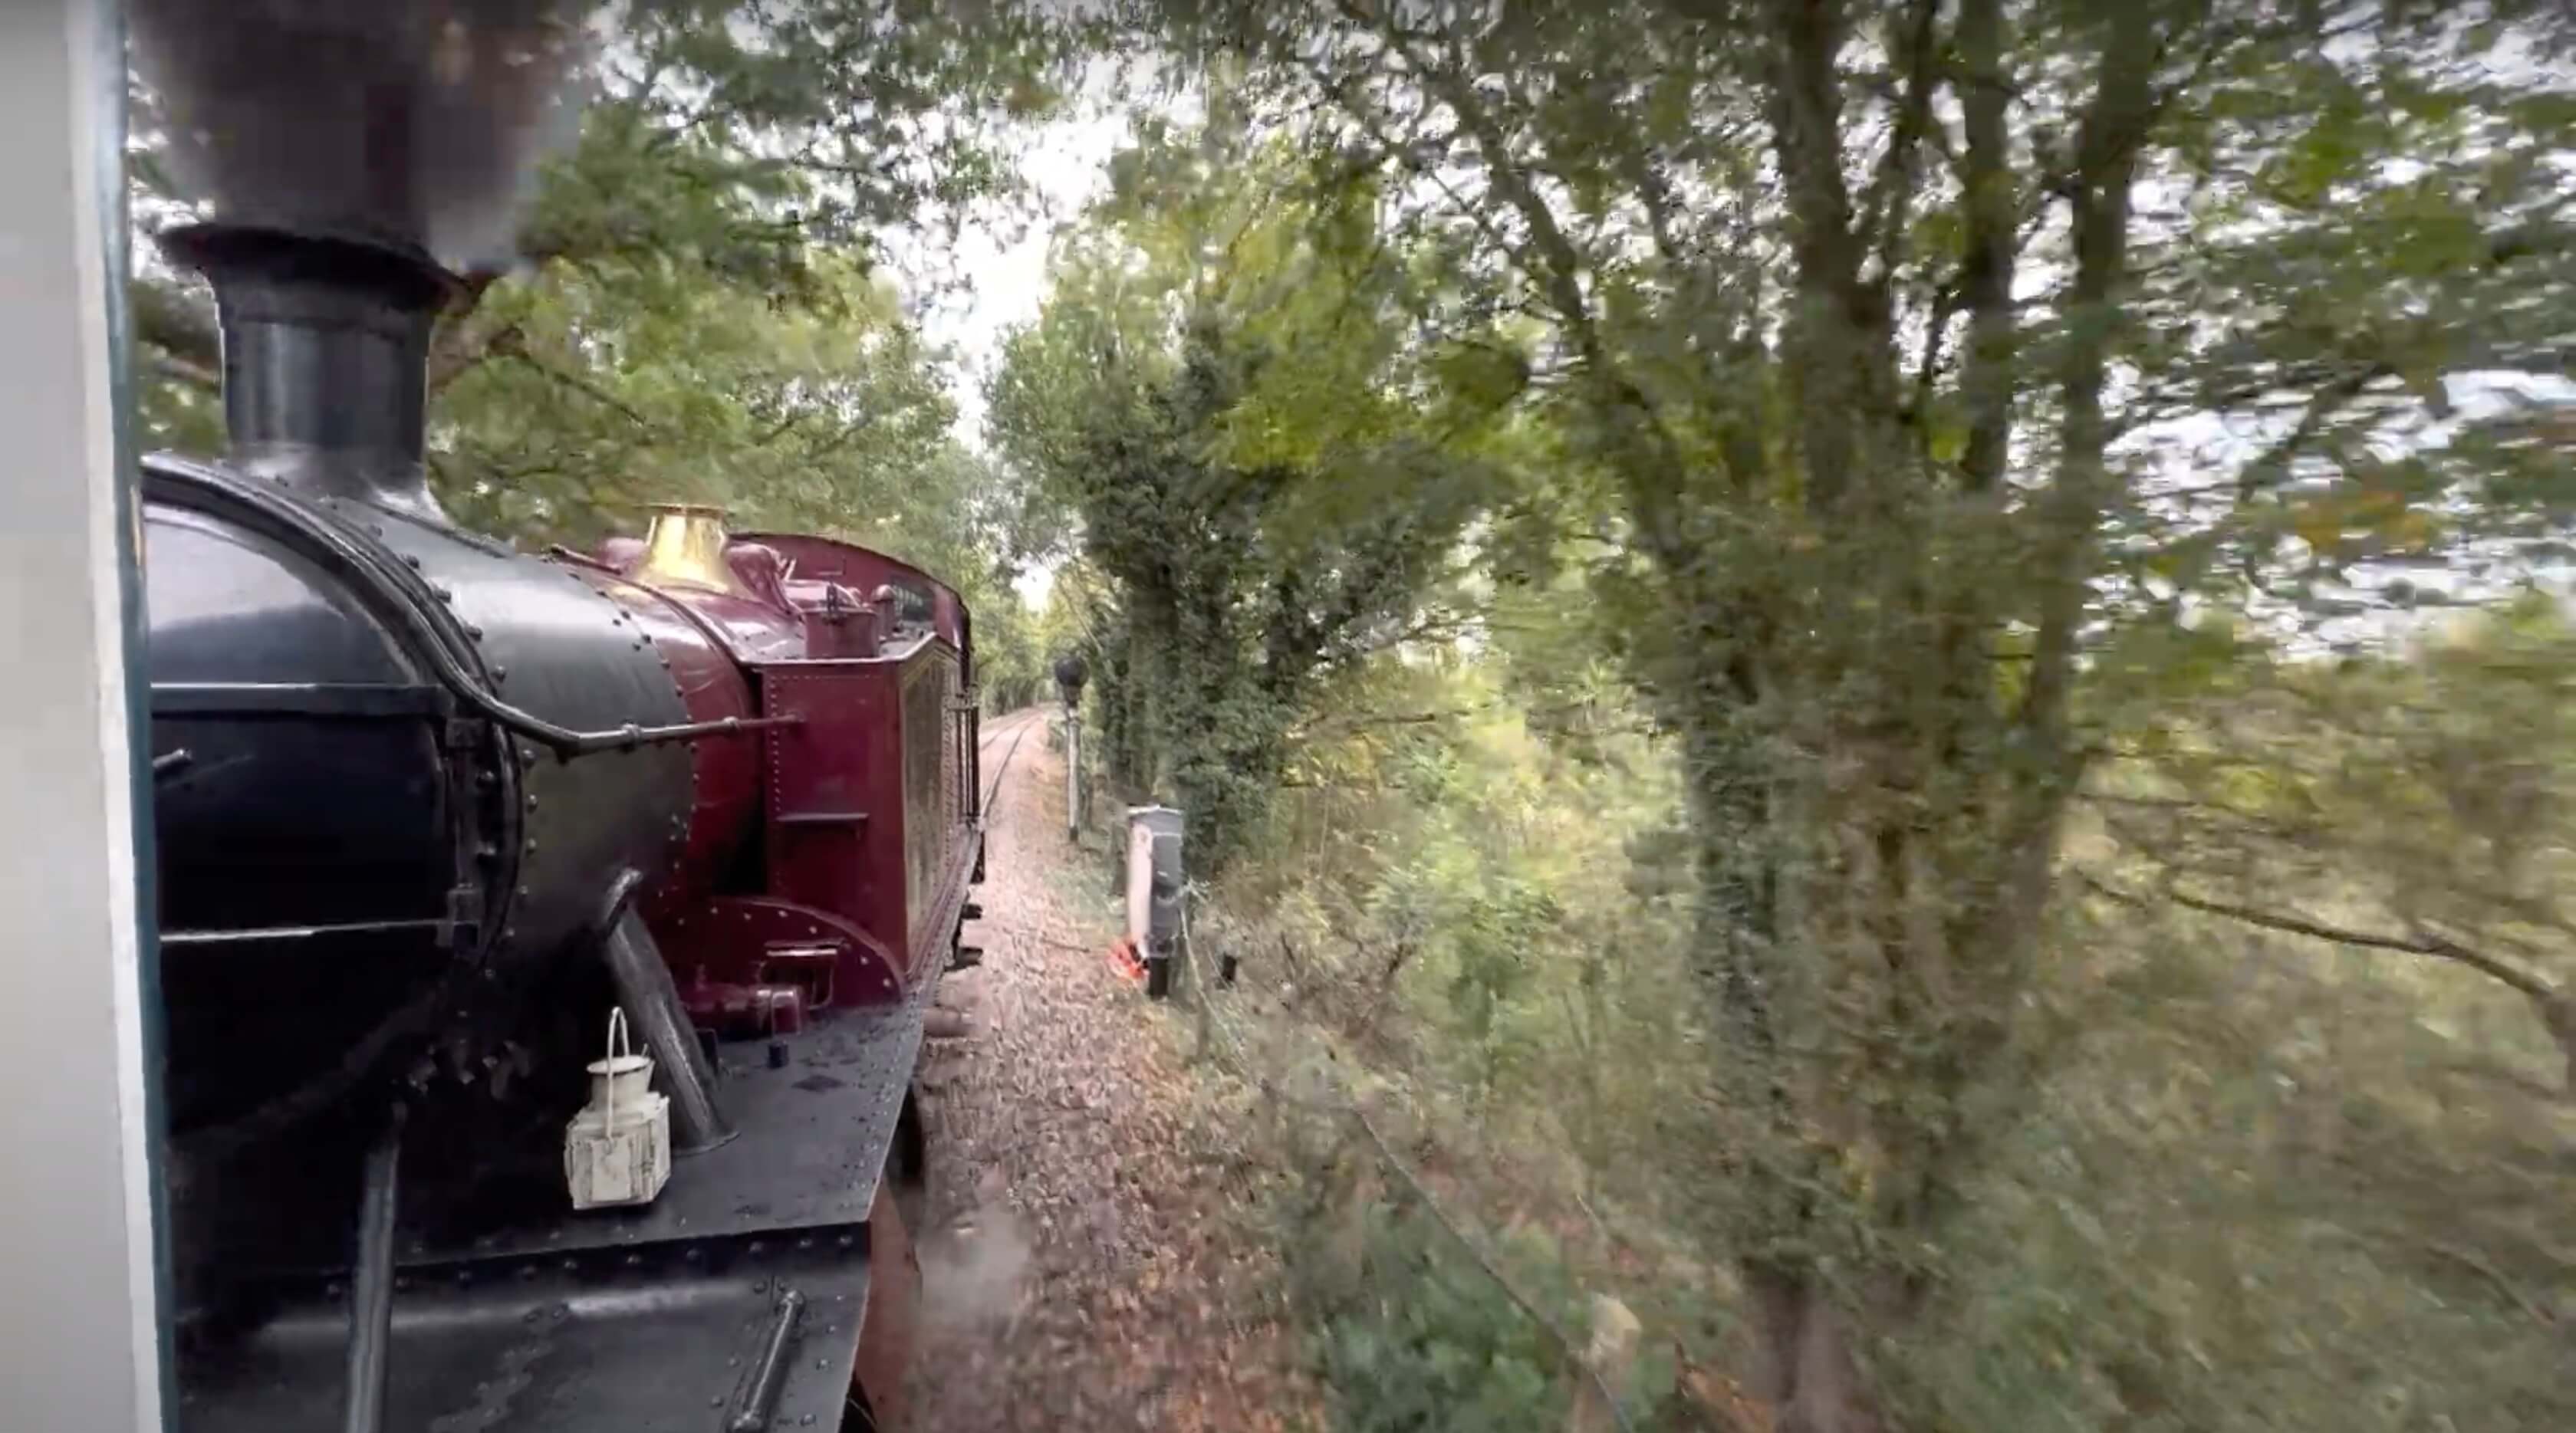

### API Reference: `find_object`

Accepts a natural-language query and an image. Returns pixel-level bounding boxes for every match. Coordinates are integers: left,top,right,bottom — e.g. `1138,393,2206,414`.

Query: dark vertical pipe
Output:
1142,809,1185,1001
157,223,456,522
342,1103,405,1433
600,909,735,1153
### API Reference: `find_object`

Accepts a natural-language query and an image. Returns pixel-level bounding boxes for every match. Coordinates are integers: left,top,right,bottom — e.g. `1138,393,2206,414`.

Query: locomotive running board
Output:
173,990,934,1433
174,1229,871,1433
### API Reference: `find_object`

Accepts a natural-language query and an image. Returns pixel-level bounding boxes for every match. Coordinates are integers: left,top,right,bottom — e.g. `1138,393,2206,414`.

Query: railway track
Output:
975,708,1044,823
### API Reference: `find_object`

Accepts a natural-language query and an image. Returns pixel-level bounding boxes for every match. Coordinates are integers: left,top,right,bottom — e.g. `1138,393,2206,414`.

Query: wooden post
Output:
1564,1294,1641,1433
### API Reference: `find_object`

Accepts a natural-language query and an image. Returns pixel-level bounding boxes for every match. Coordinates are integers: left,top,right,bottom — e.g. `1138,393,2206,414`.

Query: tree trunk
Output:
1707,9,2165,1429
1747,1260,1882,1433
2543,991,2576,1099
2022,2,2154,769
1680,697,1780,1060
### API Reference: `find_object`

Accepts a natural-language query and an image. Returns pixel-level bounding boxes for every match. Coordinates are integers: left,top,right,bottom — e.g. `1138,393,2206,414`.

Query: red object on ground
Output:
1107,935,1147,984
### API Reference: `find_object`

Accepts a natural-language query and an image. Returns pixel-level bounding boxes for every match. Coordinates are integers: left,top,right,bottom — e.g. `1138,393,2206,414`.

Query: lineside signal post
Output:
1053,651,1087,841
1124,807,1186,999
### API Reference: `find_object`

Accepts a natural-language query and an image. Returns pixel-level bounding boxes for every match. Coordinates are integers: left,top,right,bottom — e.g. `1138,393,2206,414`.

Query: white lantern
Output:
564,1008,670,1210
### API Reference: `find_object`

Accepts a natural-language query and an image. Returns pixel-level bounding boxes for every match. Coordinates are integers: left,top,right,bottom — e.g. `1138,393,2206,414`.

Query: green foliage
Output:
1308,1204,1579,1433
1222,597,2576,1433
1117,8,2576,1421
1209,653,1749,1429
429,253,979,552
1077,5,2576,1422
985,107,1510,871
590,0,1074,269
2088,600,2576,1085
126,3,1074,602
973,588,1048,713
1888,887,2576,1433
414,242,1012,607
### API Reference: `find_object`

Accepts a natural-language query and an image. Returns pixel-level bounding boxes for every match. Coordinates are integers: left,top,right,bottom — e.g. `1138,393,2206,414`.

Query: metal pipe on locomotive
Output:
130,5,982,1429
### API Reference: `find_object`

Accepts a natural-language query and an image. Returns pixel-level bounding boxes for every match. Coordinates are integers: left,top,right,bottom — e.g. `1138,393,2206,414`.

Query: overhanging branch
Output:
2073,866,2561,1005
489,330,656,431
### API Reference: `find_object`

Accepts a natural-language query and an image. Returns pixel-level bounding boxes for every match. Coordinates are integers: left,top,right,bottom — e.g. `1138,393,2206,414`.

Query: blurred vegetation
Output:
1141,593,2576,1433
985,97,1509,870
1002,3,2576,1430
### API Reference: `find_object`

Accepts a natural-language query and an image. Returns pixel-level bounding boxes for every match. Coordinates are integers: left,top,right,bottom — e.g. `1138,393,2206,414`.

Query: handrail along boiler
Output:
144,220,983,1430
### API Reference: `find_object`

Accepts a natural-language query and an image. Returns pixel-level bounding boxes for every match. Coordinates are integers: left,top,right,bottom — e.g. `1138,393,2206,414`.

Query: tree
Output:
1140,2,2576,1425
986,101,1508,871
428,251,981,555
130,0,1079,434
126,1,1071,612
2083,598,2576,1096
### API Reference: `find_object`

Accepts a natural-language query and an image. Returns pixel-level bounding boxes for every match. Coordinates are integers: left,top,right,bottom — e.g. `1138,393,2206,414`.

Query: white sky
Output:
877,66,1143,608
883,71,1137,453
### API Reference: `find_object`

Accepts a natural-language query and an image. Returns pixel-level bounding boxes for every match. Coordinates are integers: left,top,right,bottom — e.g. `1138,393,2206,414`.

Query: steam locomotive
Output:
145,219,979,1431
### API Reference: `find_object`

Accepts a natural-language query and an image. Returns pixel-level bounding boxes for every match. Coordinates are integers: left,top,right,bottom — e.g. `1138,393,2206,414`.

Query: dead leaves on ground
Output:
906,728,1323,1433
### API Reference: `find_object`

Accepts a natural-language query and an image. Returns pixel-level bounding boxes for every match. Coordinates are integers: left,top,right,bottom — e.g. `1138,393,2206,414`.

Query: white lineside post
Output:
1562,1295,1640,1433
1064,703,1081,840
0,0,174,1427
1126,806,1185,999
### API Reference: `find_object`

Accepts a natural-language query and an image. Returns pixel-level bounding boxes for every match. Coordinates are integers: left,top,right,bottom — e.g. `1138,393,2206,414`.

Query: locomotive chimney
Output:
130,0,592,518
163,224,459,520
